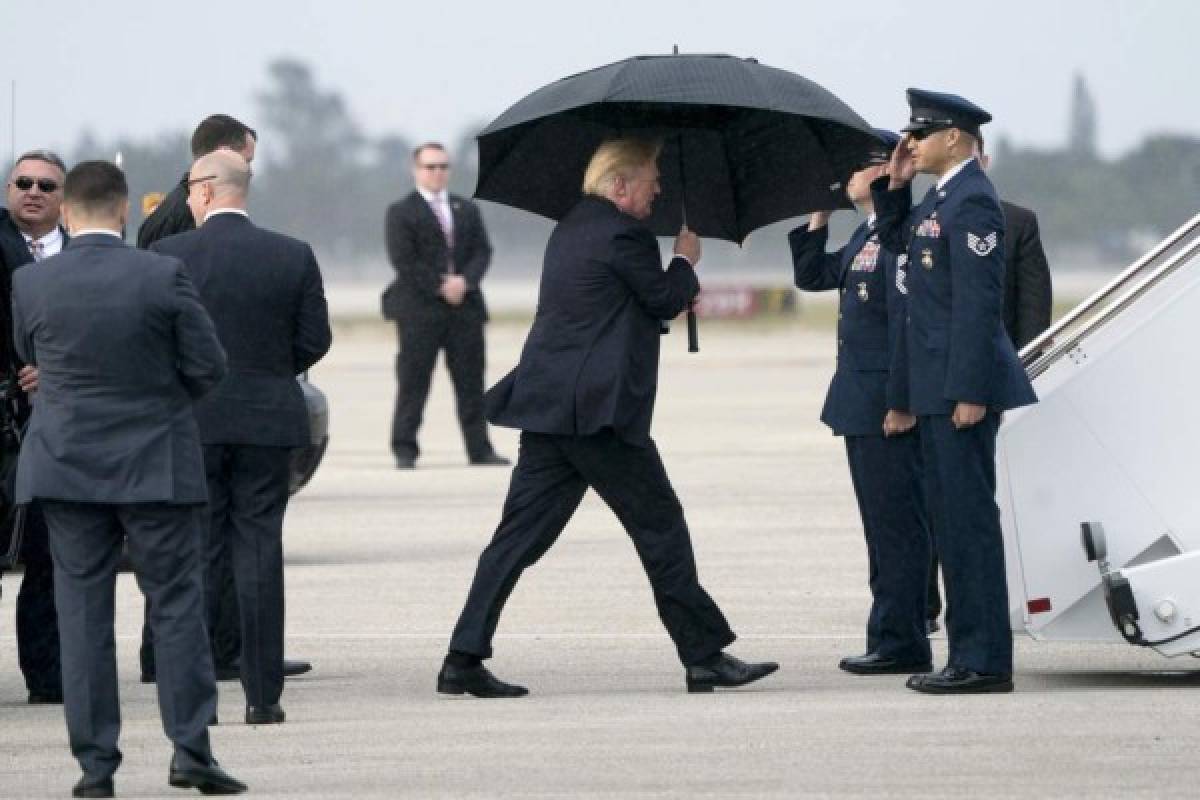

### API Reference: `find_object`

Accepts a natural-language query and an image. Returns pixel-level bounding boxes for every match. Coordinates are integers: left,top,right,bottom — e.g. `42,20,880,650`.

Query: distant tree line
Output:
64,62,1200,278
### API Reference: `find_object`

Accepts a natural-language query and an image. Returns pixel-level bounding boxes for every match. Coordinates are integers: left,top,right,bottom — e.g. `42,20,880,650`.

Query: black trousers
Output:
15,503,62,696
43,501,216,781
204,444,291,709
449,430,736,666
844,431,932,663
918,413,1012,675
140,544,240,677
391,314,494,461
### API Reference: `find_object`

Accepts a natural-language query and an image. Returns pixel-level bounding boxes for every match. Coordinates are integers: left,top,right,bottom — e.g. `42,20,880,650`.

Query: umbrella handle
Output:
687,304,699,353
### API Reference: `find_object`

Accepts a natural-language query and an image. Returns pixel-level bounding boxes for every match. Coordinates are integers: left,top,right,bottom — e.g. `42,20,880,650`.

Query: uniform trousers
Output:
15,503,62,696
43,501,216,781
917,412,1012,675
450,430,736,666
844,430,931,663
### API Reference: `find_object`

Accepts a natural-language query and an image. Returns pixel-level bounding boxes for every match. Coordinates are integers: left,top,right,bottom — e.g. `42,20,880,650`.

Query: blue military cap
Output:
864,129,901,165
902,89,992,136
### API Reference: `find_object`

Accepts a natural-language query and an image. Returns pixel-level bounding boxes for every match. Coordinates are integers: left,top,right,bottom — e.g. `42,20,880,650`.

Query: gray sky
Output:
3,0,1198,164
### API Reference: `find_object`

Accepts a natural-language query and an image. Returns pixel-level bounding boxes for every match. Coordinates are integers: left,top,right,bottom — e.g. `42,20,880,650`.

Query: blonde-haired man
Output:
439,138,778,698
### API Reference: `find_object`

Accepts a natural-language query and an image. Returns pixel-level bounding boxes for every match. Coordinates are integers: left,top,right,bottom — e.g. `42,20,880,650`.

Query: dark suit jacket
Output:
152,213,332,448
872,162,1036,415
1000,201,1052,350
12,234,226,504
790,218,905,437
136,174,195,249
485,195,698,446
384,191,491,322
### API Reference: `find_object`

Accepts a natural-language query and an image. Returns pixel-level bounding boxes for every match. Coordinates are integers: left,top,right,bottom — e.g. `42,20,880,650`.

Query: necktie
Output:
29,239,45,261
430,196,456,273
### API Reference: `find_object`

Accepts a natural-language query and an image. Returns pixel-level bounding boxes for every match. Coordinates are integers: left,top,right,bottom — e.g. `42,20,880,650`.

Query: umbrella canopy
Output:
475,53,880,243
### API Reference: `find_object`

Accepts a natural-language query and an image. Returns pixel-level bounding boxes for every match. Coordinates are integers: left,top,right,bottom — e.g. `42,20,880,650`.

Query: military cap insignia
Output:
967,231,998,256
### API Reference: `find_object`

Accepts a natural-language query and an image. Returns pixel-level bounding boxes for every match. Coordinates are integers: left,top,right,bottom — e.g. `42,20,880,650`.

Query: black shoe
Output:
469,452,511,466
686,653,779,693
28,689,64,705
927,618,941,635
72,775,114,798
168,757,247,794
213,663,240,682
839,652,933,675
437,663,528,698
906,666,1014,694
141,671,156,684
395,455,416,469
283,658,312,677
245,703,286,724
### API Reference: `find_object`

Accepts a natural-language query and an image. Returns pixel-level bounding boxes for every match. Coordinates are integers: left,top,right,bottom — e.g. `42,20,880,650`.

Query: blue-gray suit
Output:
12,232,227,781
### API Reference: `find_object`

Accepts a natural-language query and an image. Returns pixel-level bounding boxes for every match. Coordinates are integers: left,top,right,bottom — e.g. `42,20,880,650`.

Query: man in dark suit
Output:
384,142,507,468
790,130,933,677
439,138,778,698
875,90,1037,694
0,149,68,705
136,113,312,688
153,150,332,725
13,161,245,797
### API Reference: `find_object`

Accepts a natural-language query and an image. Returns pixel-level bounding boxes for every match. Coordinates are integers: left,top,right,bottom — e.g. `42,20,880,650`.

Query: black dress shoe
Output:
686,653,779,693
214,663,240,682
839,652,934,675
283,658,312,677
72,775,114,798
907,665,1014,694
28,689,64,704
469,452,511,466
168,757,247,794
141,671,156,684
927,618,941,635
245,703,286,724
437,663,528,698
395,455,416,469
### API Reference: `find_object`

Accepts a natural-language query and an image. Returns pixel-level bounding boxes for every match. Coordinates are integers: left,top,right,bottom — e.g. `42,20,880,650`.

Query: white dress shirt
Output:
24,227,65,260
936,157,977,190
417,186,454,237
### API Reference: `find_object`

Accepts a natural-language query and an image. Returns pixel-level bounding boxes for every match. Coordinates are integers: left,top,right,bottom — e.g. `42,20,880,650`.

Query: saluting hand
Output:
674,225,702,268
18,365,39,394
952,402,986,429
888,134,917,189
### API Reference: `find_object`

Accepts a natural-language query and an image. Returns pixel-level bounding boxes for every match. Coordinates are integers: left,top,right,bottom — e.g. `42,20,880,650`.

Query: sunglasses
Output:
419,163,451,171
12,176,60,193
910,125,953,142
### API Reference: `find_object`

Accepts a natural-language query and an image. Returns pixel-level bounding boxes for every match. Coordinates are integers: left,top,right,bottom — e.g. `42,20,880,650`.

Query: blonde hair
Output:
582,138,662,197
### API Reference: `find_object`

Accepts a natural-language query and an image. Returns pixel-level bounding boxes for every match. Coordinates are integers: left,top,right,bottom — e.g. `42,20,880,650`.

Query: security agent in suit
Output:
439,138,778,697
384,142,507,468
152,150,332,725
12,161,245,797
788,130,933,676
872,90,1037,694
0,149,68,705
925,134,1053,629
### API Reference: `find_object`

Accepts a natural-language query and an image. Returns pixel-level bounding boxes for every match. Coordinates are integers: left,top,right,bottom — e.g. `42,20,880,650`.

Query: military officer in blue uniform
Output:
872,89,1037,694
789,130,933,676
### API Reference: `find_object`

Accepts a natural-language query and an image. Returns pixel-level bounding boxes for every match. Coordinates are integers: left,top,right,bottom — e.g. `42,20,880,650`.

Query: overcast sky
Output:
3,0,1197,166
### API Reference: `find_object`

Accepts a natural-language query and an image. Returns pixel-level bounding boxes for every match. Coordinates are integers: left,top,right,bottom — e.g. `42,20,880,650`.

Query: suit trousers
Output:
844,431,932,663
449,430,736,666
140,544,240,677
917,413,1013,675
204,444,290,708
391,313,494,461
16,503,62,696
42,501,216,780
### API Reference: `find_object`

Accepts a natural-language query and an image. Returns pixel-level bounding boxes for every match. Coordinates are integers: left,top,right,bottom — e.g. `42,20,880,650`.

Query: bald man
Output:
152,150,332,724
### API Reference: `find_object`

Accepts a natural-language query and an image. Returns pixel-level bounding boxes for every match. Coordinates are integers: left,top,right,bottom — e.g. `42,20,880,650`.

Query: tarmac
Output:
3,316,1199,799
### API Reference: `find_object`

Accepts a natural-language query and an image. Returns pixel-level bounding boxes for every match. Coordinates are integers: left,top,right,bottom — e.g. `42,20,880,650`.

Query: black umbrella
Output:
474,51,880,350
475,51,879,243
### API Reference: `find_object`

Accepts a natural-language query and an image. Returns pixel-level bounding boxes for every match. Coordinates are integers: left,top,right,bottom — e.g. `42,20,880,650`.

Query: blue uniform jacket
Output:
871,160,1036,415
789,217,906,437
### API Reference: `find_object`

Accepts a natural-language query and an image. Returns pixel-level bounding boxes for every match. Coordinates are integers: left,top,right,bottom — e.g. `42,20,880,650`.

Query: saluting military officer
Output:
871,90,1036,694
789,130,933,676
